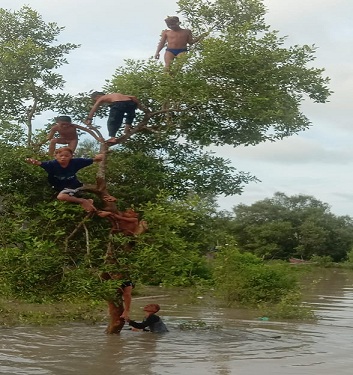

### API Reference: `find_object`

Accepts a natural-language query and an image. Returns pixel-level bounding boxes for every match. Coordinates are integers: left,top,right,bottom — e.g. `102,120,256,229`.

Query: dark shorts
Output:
121,280,135,289
107,100,137,137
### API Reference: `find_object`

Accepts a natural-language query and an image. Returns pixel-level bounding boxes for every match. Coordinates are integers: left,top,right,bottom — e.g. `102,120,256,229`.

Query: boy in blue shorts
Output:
154,16,208,69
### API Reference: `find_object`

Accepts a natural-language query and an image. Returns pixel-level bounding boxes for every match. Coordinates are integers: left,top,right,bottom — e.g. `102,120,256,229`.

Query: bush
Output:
310,255,334,267
212,246,298,306
0,241,65,302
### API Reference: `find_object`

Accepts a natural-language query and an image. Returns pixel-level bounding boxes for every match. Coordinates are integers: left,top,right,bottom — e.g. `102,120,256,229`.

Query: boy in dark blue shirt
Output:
127,304,169,333
26,146,103,212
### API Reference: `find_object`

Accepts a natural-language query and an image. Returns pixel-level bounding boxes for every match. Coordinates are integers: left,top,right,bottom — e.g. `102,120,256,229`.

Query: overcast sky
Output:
3,0,353,216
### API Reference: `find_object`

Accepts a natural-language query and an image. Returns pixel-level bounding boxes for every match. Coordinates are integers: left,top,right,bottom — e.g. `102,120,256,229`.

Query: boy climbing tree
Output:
85,92,141,144
46,115,104,156
26,147,104,212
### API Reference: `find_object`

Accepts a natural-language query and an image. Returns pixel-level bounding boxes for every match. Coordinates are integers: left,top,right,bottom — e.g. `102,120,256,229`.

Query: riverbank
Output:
0,298,107,327
0,285,204,327
0,280,316,327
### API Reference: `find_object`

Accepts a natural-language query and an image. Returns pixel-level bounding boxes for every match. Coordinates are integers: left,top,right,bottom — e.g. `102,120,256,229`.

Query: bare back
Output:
100,93,135,104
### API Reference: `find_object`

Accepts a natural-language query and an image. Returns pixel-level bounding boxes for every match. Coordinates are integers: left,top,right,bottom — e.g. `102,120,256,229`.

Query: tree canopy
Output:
99,0,330,150
0,5,79,144
232,192,353,261
53,0,331,200
0,1,337,312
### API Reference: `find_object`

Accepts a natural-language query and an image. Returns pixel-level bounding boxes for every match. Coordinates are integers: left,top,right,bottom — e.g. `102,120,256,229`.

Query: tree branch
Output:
64,212,94,251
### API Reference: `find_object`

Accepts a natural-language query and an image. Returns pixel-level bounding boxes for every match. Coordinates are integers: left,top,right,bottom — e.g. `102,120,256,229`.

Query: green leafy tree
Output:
95,139,255,206
51,0,331,208
0,0,334,309
232,192,353,261
0,5,79,144
101,0,330,149
57,0,330,209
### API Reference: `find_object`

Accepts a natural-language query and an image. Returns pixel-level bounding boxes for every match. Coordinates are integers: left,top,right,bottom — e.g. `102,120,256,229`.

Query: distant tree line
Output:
229,192,353,262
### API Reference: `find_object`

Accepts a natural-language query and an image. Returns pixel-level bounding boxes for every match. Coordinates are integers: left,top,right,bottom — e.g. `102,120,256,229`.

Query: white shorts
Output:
59,187,84,196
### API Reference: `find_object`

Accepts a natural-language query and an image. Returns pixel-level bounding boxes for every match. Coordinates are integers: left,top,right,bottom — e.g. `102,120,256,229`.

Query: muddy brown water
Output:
1,268,353,374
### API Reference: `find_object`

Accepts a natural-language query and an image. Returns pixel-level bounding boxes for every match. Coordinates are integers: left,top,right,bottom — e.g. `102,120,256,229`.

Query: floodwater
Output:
1,269,353,374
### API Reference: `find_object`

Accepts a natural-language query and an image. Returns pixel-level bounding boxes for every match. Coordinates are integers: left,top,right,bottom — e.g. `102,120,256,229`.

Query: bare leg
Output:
120,285,132,319
49,138,67,156
48,140,56,156
67,139,78,154
106,137,118,143
164,50,176,70
176,51,187,59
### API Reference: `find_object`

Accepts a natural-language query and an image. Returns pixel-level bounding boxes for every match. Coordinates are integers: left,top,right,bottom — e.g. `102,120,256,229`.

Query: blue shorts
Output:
166,48,188,56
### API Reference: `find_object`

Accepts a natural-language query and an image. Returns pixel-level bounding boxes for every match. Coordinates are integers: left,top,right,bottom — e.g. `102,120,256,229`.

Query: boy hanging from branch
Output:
85,92,141,144
101,271,135,333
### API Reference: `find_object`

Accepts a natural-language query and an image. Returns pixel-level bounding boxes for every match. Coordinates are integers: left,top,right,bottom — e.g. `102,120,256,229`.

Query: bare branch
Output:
83,223,90,258
64,212,94,251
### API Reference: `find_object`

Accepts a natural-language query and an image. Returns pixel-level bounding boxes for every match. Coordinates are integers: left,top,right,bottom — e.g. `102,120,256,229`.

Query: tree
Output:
98,0,330,149
47,0,331,215
0,0,333,329
48,0,332,239
0,6,79,144
212,246,298,306
232,192,353,261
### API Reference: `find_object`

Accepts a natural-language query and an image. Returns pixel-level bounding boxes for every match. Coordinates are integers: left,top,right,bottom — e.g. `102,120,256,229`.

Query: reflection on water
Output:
1,269,353,374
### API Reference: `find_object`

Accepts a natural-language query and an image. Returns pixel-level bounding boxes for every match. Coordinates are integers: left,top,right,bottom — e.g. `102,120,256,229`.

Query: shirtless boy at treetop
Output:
154,16,208,69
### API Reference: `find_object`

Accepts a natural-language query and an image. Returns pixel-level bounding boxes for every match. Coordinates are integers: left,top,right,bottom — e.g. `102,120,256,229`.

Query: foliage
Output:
64,0,332,208
232,192,353,261
0,298,106,326
0,192,216,300
0,5,79,143
117,197,215,286
178,320,223,330
310,255,334,268
346,249,353,264
258,292,315,320
106,138,257,202
0,1,332,315
0,242,65,302
212,245,298,306
104,0,330,149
